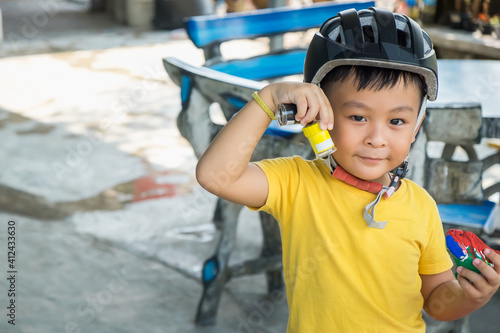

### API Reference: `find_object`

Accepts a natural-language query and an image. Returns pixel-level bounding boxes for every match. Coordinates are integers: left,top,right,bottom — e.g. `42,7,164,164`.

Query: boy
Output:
196,7,500,332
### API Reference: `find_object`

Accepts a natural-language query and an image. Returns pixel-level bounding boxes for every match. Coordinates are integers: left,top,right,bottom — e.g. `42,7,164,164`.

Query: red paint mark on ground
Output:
133,173,178,202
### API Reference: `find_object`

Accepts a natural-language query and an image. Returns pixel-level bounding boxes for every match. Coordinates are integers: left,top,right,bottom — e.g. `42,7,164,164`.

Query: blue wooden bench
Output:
163,2,499,327
438,201,498,234
185,0,376,64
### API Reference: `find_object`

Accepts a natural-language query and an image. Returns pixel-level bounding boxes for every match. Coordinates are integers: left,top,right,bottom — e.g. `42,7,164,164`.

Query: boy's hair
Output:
320,65,425,100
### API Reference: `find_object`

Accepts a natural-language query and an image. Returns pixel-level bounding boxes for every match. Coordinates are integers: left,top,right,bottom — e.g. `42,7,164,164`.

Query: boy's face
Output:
325,76,421,185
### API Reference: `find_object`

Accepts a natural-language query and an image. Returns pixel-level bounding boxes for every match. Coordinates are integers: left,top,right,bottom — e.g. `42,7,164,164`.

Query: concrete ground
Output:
0,1,498,332
0,1,289,332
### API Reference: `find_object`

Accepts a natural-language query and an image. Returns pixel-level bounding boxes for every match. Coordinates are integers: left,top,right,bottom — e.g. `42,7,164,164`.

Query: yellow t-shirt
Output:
250,156,452,333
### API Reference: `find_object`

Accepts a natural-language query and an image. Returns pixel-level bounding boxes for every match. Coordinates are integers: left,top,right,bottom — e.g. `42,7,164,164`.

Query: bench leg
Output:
195,199,242,326
259,211,284,294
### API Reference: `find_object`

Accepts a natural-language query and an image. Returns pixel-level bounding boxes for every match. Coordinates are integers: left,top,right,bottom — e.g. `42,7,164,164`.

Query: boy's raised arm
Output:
196,82,333,208
195,87,273,208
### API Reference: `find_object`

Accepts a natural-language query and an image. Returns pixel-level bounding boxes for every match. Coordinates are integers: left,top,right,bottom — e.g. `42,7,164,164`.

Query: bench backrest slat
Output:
208,49,307,80
185,1,376,48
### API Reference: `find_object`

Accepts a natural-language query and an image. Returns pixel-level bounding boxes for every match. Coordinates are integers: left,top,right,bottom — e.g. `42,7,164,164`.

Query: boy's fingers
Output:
300,96,319,126
480,250,500,284
283,83,333,130
456,267,481,297
457,266,482,287
319,98,334,130
319,110,333,131
485,249,500,274
300,101,317,126
472,258,500,287
314,91,333,130
294,96,309,121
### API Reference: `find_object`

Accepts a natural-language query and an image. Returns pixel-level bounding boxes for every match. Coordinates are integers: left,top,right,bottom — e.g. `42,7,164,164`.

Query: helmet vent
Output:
328,27,343,44
359,15,378,43
422,34,432,54
395,17,411,48
362,25,375,43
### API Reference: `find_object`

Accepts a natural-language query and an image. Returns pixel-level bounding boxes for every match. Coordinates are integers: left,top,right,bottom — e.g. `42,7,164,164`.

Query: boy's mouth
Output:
358,156,384,165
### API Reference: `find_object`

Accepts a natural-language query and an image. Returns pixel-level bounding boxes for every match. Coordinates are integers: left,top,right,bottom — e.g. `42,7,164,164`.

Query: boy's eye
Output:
390,119,405,125
351,115,366,122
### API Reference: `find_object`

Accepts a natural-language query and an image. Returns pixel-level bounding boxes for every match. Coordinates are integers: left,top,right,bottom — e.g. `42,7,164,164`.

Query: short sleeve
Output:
419,200,453,275
246,157,302,225
246,159,279,215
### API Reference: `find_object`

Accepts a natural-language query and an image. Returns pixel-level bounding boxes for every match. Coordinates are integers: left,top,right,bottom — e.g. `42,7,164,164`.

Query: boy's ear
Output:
411,113,426,143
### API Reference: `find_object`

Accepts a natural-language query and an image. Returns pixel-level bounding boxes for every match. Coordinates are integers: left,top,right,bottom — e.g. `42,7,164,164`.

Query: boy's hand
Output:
262,82,334,130
456,248,500,307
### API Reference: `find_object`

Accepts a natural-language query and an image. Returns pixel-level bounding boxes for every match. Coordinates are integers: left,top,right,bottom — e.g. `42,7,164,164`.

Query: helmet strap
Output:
325,154,410,229
414,98,427,134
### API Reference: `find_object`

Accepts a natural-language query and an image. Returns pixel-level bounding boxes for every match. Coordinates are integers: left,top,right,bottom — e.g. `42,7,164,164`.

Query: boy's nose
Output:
364,124,387,148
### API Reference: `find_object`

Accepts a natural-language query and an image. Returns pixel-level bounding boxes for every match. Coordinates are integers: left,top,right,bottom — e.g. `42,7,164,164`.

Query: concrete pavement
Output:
0,1,498,332
0,1,289,331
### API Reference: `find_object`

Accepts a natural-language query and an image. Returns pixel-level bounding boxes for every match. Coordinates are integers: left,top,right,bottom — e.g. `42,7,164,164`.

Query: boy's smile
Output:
326,77,422,186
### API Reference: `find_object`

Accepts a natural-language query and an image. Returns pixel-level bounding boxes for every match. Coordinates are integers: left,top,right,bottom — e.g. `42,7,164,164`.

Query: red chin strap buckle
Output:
330,160,408,200
326,155,408,229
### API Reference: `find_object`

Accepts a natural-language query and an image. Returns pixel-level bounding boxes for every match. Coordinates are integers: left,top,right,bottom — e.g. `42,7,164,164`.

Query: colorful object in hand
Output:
446,229,500,274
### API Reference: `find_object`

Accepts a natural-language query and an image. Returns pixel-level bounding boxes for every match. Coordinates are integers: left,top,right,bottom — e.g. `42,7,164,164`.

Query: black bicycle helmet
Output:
304,7,438,101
